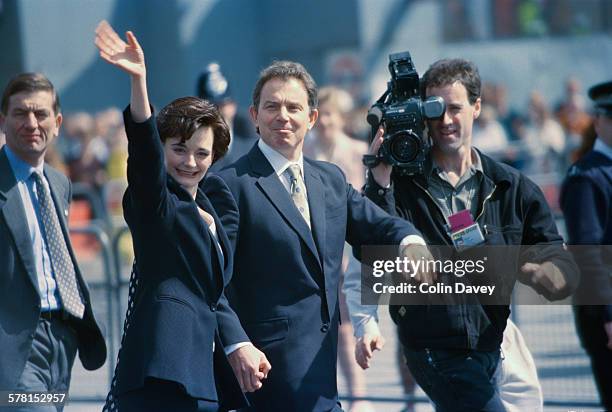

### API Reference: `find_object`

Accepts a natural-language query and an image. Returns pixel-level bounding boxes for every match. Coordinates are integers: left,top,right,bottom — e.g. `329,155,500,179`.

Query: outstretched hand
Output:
95,20,145,78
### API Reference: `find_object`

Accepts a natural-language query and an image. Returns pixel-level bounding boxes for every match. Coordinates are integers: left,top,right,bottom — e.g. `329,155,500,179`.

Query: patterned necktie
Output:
32,172,85,319
286,164,311,228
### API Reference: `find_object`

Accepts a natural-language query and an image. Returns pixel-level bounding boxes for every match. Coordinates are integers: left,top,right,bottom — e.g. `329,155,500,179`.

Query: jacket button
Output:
210,303,218,312
320,323,329,333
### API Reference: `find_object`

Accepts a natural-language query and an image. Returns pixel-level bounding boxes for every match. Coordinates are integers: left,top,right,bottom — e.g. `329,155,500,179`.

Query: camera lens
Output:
389,131,420,163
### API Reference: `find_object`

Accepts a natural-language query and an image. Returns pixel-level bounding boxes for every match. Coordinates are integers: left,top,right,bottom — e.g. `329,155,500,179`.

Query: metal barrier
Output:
68,222,116,402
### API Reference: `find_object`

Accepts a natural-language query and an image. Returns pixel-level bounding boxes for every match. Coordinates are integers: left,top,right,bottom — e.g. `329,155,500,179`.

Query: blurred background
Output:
1,0,611,410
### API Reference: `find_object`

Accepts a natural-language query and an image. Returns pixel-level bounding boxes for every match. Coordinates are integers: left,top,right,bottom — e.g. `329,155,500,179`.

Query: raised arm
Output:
95,20,150,122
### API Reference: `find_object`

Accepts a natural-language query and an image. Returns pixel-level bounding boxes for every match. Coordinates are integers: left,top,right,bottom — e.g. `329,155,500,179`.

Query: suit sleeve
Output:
203,173,240,250
123,106,173,220
344,169,421,259
561,174,612,317
203,174,250,346
363,173,397,215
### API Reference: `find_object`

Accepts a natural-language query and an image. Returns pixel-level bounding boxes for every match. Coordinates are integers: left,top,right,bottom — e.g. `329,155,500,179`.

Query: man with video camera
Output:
350,57,579,411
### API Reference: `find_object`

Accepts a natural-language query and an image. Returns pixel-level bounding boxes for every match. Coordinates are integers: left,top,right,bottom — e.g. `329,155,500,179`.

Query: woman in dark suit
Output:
95,21,269,412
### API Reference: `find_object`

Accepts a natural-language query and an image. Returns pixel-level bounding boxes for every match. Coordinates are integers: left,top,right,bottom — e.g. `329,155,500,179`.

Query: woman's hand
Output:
95,20,145,79
95,20,150,121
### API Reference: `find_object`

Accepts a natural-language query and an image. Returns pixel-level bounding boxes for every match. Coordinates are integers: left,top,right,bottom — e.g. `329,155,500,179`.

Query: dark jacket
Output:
560,149,612,321
364,150,579,351
115,108,247,410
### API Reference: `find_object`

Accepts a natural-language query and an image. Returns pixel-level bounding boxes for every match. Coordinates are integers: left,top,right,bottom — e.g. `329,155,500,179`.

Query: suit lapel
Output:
248,147,322,268
44,165,69,227
0,149,39,289
196,190,227,287
304,161,326,269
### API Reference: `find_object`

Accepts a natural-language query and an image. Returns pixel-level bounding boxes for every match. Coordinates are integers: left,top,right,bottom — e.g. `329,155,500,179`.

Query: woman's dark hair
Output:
156,96,230,163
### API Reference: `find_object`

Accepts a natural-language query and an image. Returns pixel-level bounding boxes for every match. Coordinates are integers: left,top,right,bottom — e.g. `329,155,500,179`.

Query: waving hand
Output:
94,20,150,121
95,20,145,78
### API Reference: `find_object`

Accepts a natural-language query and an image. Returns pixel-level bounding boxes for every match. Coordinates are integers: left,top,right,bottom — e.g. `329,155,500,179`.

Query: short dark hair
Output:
252,60,318,112
156,96,230,163
421,59,481,105
1,72,60,115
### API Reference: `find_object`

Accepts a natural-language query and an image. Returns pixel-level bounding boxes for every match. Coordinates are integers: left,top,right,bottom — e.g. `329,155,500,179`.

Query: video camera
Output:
363,51,445,175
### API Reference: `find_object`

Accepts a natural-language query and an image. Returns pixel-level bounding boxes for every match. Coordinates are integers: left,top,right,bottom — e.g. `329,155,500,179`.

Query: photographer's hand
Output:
369,127,392,188
521,261,567,296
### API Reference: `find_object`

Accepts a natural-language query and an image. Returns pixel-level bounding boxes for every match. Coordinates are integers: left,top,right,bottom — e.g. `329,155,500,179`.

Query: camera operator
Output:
350,58,579,411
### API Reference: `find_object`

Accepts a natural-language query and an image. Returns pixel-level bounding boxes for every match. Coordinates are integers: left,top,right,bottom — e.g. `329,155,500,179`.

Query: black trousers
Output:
117,378,219,412
574,306,612,410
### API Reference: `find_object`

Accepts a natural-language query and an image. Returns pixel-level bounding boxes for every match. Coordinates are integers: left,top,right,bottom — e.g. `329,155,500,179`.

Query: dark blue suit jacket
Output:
0,147,106,390
209,133,258,173
210,145,419,412
115,109,247,410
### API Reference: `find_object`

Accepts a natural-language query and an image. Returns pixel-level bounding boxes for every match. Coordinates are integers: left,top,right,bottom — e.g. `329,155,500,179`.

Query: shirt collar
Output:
593,138,612,161
4,145,44,182
257,138,304,177
429,147,483,177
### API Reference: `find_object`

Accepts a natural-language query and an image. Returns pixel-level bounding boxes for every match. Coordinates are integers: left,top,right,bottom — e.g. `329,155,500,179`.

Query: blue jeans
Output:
403,348,506,412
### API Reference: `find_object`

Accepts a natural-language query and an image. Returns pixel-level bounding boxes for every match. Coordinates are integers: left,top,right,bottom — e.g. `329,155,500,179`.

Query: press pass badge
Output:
447,209,484,251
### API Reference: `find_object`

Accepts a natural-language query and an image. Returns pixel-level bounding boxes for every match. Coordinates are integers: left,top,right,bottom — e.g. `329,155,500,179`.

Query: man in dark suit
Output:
561,80,612,410
210,61,423,412
0,73,106,410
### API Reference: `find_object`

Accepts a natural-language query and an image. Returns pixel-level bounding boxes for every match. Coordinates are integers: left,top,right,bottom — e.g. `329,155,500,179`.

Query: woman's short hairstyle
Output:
156,96,230,163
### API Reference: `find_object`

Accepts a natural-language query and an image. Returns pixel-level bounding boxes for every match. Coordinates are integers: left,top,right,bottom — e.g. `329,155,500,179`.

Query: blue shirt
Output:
5,146,61,311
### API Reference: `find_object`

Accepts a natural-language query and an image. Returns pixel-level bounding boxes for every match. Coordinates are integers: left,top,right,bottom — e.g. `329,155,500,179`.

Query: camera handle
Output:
362,153,382,168
362,85,392,168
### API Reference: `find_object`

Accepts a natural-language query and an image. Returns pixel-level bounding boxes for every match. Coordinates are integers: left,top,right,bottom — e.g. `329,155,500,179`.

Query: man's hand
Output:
604,321,612,350
401,244,437,284
521,261,567,295
227,344,272,392
355,333,385,369
368,127,392,188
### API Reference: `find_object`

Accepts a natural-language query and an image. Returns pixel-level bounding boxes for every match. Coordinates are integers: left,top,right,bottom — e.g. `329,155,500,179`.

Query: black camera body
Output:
363,51,445,175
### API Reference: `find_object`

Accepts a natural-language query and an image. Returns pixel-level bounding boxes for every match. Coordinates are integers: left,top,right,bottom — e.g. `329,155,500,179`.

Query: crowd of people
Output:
0,75,594,206
0,18,610,412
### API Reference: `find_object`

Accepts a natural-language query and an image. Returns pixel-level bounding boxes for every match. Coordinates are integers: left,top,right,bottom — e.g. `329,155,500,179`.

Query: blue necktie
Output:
32,172,85,319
